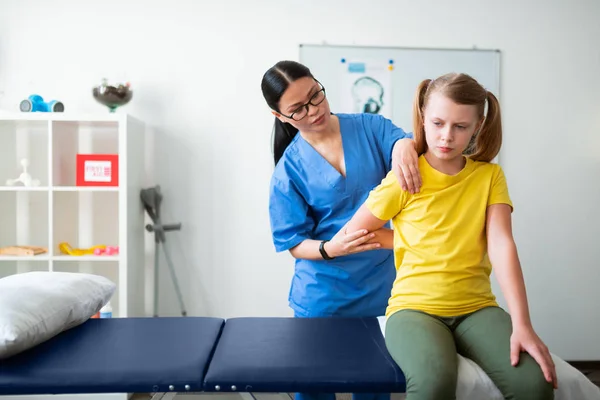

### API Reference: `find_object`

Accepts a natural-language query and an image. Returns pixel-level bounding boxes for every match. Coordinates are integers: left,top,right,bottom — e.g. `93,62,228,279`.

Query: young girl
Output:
345,73,557,400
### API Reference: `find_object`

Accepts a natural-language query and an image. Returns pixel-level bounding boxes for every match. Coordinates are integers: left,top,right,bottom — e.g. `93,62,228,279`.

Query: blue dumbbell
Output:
20,94,65,112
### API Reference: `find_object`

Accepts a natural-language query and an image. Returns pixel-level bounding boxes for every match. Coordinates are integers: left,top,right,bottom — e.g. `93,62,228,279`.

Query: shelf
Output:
52,255,120,262
0,255,120,262
0,186,119,192
53,186,119,192
0,256,50,261
0,186,49,191
0,112,146,319
0,112,131,123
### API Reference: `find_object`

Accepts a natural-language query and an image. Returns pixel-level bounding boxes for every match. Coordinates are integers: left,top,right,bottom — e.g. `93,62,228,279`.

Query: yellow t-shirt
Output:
365,155,513,318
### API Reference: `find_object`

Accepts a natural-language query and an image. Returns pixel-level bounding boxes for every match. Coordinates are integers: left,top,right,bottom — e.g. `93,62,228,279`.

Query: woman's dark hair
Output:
261,60,314,165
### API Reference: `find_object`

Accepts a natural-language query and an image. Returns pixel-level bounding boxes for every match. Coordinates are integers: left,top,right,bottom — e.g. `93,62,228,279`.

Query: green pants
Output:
385,306,554,400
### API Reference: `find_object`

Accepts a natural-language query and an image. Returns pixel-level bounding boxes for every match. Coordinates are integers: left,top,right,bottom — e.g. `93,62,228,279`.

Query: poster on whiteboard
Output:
339,59,393,119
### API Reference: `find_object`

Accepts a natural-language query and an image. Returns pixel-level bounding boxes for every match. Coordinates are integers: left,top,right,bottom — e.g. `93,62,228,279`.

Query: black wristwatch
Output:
319,240,335,260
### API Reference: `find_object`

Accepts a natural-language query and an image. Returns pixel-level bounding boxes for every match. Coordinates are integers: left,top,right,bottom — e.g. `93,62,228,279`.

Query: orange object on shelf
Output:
0,245,47,256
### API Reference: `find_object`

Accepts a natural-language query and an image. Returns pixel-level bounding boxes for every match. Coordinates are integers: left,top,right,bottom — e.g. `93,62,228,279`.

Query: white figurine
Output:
6,158,40,187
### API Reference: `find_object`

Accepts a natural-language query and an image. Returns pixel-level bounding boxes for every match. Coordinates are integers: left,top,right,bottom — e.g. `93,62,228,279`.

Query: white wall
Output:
1,0,599,360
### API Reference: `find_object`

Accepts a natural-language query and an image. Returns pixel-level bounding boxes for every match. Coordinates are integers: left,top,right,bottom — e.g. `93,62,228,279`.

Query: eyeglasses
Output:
280,83,326,121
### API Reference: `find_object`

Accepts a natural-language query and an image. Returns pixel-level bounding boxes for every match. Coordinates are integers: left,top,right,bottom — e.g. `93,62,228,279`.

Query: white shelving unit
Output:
0,112,147,320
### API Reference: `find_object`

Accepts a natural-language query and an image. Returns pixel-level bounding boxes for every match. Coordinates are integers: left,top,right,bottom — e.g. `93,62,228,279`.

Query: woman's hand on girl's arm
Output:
324,222,381,257
289,203,391,260
392,138,421,194
324,208,391,257
288,219,383,260
486,203,557,389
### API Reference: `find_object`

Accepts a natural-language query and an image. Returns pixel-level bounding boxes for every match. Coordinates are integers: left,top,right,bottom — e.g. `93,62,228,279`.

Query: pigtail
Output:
412,79,431,156
470,91,502,162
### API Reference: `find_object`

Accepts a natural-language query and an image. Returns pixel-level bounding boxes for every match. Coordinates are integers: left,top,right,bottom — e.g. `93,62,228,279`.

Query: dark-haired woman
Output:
262,60,421,400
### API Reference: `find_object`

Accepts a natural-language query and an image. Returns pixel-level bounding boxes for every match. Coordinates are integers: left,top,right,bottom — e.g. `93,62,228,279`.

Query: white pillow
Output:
0,271,116,359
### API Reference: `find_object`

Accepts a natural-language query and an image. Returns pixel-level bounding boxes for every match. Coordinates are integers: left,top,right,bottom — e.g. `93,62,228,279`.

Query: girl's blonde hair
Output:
412,73,502,162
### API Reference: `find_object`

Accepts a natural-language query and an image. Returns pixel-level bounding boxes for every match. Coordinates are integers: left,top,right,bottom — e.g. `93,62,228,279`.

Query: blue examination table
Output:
0,316,406,396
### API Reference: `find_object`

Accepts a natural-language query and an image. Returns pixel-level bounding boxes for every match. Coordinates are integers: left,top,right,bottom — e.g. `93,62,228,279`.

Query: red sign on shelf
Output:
76,154,119,186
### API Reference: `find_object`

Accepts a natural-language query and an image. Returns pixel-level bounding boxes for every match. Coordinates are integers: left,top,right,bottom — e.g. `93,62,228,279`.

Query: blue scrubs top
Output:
269,113,412,318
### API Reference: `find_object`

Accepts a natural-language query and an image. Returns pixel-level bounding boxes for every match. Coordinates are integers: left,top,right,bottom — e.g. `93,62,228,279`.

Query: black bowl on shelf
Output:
92,80,133,112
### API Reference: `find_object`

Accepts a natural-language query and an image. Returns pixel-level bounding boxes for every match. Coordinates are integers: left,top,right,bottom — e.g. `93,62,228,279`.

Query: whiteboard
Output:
299,44,501,153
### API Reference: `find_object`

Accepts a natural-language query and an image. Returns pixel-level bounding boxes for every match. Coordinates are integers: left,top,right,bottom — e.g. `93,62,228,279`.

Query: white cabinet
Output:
0,112,146,319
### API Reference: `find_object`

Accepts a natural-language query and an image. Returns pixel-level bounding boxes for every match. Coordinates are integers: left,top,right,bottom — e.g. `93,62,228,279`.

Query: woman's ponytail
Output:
261,60,314,166
272,118,299,165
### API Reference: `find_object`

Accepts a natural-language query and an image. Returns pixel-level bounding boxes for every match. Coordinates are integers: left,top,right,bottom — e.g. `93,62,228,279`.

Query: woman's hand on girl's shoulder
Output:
392,139,421,194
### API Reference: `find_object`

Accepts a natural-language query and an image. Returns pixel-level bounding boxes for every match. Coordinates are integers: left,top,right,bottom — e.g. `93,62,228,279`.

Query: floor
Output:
590,370,600,386
576,363,600,388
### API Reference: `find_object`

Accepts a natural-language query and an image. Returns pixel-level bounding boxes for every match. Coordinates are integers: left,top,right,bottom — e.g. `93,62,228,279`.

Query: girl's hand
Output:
392,138,421,194
325,223,381,258
510,325,558,389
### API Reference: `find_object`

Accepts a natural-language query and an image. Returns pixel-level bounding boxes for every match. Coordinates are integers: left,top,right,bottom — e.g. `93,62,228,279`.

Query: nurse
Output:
262,60,420,400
